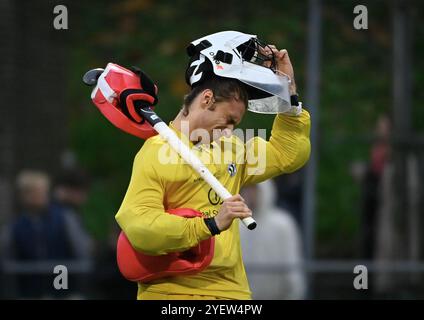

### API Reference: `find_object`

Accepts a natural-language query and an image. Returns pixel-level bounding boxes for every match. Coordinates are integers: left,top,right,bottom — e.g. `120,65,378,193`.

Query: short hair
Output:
182,76,248,116
16,170,50,193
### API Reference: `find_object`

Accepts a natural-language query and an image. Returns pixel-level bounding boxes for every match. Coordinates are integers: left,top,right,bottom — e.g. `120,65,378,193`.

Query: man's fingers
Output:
216,193,252,231
279,49,291,62
224,194,245,203
232,209,252,219
263,45,277,57
267,48,289,60
263,45,290,62
227,202,249,211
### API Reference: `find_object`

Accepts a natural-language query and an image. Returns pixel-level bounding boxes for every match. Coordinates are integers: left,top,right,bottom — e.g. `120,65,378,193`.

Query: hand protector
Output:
119,66,159,123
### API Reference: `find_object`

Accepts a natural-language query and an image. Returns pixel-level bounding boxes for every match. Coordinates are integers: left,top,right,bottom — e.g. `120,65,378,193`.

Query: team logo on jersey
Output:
208,188,223,206
227,163,237,177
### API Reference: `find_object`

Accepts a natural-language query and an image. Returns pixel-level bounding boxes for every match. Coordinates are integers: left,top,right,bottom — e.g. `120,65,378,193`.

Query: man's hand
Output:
265,45,297,95
214,194,252,232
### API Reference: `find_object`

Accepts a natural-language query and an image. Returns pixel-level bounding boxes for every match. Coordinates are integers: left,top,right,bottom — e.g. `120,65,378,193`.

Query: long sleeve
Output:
115,141,212,256
241,109,311,186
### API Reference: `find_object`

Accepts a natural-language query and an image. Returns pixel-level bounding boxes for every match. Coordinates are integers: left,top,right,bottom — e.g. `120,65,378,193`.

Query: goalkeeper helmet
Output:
185,31,291,114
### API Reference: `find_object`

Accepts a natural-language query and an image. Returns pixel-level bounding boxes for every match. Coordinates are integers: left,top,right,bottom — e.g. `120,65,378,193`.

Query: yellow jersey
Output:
115,110,311,299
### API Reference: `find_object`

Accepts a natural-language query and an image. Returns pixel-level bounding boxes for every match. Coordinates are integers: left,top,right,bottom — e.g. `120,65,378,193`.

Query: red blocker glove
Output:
119,66,159,123
116,208,215,283
89,63,158,139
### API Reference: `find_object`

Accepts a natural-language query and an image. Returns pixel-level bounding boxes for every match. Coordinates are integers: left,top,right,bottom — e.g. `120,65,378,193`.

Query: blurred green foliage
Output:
67,0,423,257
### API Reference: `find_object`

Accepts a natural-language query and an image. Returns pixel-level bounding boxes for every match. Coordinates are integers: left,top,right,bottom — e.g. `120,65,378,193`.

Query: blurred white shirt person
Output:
240,179,305,299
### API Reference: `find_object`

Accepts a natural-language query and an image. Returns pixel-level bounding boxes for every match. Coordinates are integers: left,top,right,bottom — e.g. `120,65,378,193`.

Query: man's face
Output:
21,183,50,212
194,95,246,144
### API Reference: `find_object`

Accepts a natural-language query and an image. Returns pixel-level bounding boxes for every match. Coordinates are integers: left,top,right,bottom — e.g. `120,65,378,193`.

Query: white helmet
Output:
185,31,291,114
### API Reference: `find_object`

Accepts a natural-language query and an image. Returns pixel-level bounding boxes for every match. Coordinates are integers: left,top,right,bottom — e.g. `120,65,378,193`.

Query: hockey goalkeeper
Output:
114,31,311,300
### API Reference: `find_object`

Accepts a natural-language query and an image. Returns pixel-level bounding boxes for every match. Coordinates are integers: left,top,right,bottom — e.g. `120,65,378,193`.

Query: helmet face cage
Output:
237,38,277,73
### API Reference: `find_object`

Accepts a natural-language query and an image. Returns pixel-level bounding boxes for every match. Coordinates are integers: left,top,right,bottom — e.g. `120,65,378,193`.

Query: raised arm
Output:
241,110,311,186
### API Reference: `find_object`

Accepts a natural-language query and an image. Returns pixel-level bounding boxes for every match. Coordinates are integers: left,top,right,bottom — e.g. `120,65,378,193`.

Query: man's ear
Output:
200,89,214,109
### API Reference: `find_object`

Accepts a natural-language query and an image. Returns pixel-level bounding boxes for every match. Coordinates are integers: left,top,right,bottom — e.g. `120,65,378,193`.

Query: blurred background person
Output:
274,171,305,232
239,179,306,300
0,169,96,299
350,114,391,260
349,115,392,297
373,117,422,297
53,168,94,260
359,114,391,260
52,168,95,298
1,170,74,298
